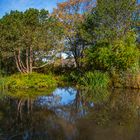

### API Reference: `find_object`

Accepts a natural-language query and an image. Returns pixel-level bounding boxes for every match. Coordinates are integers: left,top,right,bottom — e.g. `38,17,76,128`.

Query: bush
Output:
86,31,139,72
2,72,57,89
57,70,82,85
79,71,110,89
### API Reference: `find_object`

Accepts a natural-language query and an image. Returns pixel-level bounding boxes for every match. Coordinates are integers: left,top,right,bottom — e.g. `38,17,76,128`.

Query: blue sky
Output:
0,0,65,17
0,0,140,18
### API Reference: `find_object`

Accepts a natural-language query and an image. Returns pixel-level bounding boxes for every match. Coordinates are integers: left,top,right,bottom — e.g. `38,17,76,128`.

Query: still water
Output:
0,87,140,140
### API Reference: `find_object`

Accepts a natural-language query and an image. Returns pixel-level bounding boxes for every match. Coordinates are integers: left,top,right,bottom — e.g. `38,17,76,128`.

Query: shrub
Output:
86,31,139,72
57,70,82,85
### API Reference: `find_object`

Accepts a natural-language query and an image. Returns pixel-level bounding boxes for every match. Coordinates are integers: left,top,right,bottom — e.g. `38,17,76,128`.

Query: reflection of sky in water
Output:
36,87,90,121
37,87,77,107
53,88,77,105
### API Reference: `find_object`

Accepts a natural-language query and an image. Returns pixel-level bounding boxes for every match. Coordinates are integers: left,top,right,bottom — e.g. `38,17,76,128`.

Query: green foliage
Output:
87,31,139,72
0,0,139,89
1,73,57,89
0,8,56,51
79,71,110,89
0,77,7,90
0,8,64,73
83,0,136,42
69,71,82,83
59,70,110,89
55,69,82,85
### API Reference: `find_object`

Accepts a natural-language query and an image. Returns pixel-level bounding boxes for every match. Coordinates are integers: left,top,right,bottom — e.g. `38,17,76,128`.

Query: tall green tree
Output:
84,0,137,43
0,9,63,74
83,0,139,72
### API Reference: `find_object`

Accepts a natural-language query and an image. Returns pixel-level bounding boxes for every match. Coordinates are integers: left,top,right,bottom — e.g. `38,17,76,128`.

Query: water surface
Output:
0,87,140,140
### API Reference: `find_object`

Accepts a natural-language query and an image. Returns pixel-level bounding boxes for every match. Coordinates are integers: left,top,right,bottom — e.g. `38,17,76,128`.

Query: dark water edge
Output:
0,87,140,140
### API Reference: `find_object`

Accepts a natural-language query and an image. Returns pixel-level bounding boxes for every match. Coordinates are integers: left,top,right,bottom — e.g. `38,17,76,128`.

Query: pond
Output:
0,87,140,140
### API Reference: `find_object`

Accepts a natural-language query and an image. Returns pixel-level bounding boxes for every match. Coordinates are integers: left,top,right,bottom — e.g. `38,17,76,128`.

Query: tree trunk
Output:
26,48,29,73
29,47,33,73
17,49,27,73
14,52,23,73
14,49,29,74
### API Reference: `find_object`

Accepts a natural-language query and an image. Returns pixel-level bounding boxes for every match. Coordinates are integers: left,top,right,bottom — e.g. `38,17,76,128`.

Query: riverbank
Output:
0,72,57,90
1,71,140,92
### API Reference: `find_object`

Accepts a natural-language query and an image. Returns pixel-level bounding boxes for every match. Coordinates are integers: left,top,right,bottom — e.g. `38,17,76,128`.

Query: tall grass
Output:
79,71,110,89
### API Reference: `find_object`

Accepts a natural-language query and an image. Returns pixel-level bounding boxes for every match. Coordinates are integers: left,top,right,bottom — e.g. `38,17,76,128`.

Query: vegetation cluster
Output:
0,0,140,90
0,72,57,89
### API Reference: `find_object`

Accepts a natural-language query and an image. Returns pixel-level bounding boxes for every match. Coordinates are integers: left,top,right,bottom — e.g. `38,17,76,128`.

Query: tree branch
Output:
29,47,33,73
32,62,50,69
14,52,22,73
17,49,27,73
26,48,29,73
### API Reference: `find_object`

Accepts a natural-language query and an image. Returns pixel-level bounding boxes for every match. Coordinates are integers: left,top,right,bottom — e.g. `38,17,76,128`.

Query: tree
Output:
0,9,63,74
82,0,139,72
53,0,94,68
86,31,139,71
83,0,137,43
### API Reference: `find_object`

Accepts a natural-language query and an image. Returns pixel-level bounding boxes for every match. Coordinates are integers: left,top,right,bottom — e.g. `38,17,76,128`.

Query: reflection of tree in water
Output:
0,98,67,140
35,87,84,123
98,89,140,125
0,87,89,140
76,89,140,140
38,87,99,122
0,87,101,140
0,88,140,140
0,89,66,140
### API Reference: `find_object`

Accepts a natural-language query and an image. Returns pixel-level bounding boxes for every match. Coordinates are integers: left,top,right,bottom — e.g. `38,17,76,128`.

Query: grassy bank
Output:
0,72,57,90
1,70,140,92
